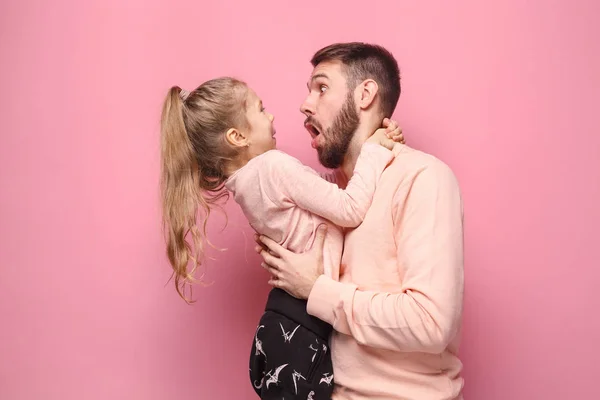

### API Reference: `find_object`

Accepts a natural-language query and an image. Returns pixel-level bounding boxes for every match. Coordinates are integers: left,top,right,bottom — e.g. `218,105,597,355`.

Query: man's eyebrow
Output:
311,73,329,81
307,73,330,89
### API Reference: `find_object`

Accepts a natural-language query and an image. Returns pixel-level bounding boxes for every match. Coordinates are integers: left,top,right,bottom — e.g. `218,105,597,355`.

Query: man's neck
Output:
340,115,382,179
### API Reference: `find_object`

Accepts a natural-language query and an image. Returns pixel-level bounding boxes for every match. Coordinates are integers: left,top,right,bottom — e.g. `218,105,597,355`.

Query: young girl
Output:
160,77,404,399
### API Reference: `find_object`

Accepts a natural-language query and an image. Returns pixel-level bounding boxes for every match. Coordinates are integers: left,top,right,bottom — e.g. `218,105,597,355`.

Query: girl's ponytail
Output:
160,86,204,302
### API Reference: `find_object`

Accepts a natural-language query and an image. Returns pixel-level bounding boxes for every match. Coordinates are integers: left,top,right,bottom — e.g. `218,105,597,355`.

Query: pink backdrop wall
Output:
1,0,599,399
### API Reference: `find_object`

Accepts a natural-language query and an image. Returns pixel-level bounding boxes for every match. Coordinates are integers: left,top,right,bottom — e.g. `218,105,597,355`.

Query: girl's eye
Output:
320,85,327,93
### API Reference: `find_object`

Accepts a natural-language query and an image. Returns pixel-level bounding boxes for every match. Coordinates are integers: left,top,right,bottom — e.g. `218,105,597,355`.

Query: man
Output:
257,42,464,399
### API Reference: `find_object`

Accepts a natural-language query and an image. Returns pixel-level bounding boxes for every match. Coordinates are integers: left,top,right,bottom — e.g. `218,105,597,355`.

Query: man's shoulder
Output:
387,145,460,189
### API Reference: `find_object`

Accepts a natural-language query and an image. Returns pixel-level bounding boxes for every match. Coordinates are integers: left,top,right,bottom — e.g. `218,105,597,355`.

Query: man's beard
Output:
317,93,360,169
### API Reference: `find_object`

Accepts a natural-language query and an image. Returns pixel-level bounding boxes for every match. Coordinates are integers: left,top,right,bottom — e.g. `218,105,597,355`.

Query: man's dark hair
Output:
311,42,401,117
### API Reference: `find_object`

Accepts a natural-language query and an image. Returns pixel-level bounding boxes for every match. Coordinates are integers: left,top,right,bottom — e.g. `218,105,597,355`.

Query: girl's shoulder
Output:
256,149,302,167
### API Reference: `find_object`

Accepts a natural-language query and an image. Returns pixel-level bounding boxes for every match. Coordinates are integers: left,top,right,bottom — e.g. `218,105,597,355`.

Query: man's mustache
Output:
304,117,322,131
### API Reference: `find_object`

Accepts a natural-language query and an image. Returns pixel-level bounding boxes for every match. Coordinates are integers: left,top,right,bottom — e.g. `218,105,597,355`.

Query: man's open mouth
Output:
304,122,321,139
305,121,322,149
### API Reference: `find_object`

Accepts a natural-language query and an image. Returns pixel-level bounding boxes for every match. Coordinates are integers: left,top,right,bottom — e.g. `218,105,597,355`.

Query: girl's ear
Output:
225,128,249,148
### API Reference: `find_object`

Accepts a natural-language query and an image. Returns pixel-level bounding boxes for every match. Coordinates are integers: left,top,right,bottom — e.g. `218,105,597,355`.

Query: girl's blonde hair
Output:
160,77,249,302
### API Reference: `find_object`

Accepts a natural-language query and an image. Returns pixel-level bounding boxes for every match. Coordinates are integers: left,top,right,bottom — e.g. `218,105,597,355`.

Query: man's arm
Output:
306,164,464,354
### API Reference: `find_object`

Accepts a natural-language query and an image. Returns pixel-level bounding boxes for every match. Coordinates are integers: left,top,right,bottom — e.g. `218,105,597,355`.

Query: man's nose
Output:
300,95,315,116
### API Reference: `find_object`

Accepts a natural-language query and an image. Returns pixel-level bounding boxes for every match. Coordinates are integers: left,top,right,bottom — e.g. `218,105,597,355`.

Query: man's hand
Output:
255,225,328,300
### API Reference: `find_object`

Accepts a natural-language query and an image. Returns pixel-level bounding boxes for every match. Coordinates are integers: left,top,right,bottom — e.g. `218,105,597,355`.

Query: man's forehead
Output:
310,60,344,81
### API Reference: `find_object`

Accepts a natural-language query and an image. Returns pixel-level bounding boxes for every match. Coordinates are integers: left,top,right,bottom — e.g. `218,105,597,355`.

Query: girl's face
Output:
244,88,277,156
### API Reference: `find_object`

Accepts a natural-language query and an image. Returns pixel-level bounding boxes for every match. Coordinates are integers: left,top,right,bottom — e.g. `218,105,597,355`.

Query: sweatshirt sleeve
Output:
306,164,464,354
267,143,393,228
318,169,347,188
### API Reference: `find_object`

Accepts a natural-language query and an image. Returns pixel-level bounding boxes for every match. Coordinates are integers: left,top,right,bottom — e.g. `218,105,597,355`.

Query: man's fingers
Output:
254,233,277,255
260,251,282,270
311,224,328,255
268,278,284,289
262,263,280,278
254,234,267,251
254,244,266,254
256,234,285,257
256,247,277,256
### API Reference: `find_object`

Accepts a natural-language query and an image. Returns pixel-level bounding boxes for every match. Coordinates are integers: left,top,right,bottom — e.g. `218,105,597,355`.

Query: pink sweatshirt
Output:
307,144,465,400
225,143,394,280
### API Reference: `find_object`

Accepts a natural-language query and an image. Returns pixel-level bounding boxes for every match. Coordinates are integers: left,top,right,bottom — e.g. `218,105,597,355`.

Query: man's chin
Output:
317,149,342,169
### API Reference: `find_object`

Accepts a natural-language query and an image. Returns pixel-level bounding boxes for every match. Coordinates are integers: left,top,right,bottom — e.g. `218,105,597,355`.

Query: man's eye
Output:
320,85,327,93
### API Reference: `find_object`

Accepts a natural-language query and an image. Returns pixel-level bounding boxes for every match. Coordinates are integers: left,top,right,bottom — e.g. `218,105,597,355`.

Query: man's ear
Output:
225,127,249,148
356,79,379,110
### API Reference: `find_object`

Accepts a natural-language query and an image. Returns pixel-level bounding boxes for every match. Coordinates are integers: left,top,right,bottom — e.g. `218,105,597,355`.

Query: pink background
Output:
1,0,599,399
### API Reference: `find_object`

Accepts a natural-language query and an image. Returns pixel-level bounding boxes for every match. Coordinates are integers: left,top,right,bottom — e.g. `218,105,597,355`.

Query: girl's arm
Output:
265,139,394,227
